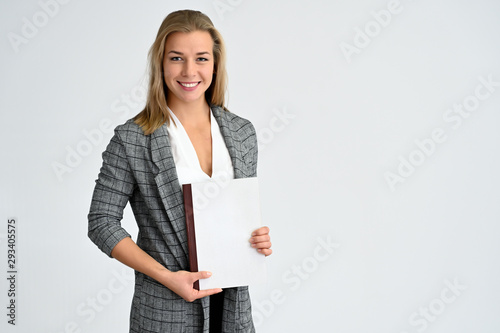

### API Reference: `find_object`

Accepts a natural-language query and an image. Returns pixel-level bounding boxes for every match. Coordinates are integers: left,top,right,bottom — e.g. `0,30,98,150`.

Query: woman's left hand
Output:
249,226,272,256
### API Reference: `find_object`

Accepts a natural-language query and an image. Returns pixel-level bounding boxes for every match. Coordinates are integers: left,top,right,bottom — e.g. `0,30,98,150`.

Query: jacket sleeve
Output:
87,129,136,257
241,120,258,178
248,122,258,177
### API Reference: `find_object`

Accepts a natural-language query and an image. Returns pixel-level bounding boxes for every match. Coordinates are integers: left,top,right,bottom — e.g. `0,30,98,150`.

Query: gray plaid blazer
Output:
88,105,258,333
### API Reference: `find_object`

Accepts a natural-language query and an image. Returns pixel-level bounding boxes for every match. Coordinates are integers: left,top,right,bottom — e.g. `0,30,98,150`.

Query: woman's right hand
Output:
158,269,223,302
110,237,221,303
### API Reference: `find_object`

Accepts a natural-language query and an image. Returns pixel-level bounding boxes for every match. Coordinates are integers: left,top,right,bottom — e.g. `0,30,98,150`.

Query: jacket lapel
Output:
211,106,247,179
150,124,189,268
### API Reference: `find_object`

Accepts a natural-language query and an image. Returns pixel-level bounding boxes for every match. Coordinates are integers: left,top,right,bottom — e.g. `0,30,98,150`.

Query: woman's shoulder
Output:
212,105,256,134
112,118,149,146
114,118,142,133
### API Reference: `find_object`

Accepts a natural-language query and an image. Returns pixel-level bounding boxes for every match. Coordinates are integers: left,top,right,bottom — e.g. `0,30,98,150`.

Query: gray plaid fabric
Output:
88,105,258,332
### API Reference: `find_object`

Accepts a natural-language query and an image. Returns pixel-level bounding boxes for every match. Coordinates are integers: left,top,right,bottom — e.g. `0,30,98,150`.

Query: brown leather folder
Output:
183,183,200,290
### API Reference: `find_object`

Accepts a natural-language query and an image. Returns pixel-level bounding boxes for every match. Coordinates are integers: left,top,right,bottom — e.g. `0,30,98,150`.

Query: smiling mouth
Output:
178,81,200,88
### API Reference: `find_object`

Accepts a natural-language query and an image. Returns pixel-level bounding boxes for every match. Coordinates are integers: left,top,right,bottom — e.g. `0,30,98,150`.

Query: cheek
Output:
204,68,214,83
163,72,176,93
206,74,214,84
163,62,178,78
163,69,172,80
164,70,178,88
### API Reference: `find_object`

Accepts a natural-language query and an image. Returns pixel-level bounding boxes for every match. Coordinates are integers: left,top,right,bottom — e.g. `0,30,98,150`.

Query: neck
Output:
167,98,210,124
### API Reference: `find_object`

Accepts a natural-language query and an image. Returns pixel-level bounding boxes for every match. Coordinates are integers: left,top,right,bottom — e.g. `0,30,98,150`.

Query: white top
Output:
166,106,234,186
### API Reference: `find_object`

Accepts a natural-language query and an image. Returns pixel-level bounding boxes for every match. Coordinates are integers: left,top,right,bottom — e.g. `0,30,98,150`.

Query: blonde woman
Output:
88,9,272,333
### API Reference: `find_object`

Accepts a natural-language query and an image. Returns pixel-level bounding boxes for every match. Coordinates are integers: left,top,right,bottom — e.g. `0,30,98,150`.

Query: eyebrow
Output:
167,50,211,56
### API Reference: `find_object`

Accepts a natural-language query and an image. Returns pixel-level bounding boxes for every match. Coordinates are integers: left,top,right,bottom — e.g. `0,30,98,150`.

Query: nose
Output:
181,60,196,77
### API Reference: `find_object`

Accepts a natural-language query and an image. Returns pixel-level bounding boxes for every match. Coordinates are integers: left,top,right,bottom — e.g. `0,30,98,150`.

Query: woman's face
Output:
163,30,215,108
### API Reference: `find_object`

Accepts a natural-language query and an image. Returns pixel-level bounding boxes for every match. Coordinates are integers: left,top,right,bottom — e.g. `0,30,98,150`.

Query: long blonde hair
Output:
134,10,228,135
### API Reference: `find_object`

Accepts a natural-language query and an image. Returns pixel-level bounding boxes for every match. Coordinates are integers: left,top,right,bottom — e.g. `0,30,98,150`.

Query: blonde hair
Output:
134,10,228,135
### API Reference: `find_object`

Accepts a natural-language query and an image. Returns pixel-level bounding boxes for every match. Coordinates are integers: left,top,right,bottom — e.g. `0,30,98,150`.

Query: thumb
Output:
193,271,213,281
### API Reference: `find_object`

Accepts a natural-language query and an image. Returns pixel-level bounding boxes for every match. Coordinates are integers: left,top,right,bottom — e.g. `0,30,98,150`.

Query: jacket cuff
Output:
88,224,131,258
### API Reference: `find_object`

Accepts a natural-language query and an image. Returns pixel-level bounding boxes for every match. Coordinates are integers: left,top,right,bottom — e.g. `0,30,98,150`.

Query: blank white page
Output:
191,177,267,290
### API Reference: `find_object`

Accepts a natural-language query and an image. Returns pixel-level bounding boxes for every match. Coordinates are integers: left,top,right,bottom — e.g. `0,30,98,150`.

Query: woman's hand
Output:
249,226,272,256
111,238,221,303
158,269,222,302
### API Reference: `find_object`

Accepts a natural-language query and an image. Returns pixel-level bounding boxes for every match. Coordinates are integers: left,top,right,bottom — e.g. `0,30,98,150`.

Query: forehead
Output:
165,30,213,53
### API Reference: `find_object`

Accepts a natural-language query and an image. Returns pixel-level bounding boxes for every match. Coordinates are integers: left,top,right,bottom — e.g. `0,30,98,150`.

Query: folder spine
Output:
182,183,199,290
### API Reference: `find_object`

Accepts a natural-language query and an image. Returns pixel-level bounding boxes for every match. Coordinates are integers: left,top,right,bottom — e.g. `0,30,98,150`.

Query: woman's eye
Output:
197,57,208,62
170,57,182,61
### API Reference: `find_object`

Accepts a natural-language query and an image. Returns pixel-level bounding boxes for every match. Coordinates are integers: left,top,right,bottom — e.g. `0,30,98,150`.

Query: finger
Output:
252,241,272,249
195,288,223,299
249,235,270,243
258,248,273,256
193,271,213,282
251,226,270,236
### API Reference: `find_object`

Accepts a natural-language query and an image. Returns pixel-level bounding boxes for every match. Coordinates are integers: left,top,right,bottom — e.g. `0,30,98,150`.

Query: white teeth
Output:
180,82,198,88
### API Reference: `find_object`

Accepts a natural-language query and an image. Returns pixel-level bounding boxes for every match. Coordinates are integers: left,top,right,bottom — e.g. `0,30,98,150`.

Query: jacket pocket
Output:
138,277,188,332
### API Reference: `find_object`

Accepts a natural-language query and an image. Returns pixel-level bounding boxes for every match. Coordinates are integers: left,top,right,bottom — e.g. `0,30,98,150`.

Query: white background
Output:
1,0,500,332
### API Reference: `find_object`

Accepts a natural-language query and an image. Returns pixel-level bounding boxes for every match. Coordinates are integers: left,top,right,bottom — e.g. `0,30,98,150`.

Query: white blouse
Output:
166,106,234,186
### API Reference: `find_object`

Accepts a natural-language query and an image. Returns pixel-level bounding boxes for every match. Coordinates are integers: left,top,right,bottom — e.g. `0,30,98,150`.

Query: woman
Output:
88,9,272,333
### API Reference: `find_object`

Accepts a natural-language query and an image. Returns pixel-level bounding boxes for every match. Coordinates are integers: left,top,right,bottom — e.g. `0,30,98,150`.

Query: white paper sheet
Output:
190,177,267,290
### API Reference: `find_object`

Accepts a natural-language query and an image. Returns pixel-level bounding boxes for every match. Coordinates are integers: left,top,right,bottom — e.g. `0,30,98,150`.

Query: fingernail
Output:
207,272,212,277
251,232,256,236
